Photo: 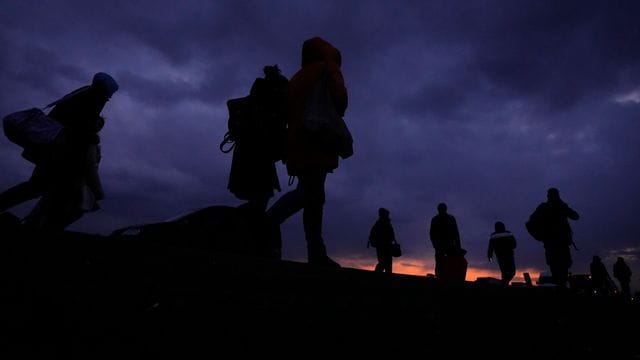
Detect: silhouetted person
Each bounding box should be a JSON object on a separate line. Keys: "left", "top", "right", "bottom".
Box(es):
{"left": 590, "top": 255, "right": 616, "bottom": 295}
{"left": 487, "top": 221, "right": 517, "bottom": 286}
{"left": 429, "top": 202, "right": 462, "bottom": 279}
{"left": 613, "top": 257, "right": 632, "bottom": 300}
{"left": 226, "top": 65, "right": 288, "bottom": 258}
{"left": 0, "top": 72, "right": 118, "bottom": 230}
{"left": 368, "top": 208, "right": 397, "bottom": 273}
{"left": 266, "top": 37, "right": 347, "bottom": 268}
{"left": 529, "top": 188, "right": 579, "bottom": 288}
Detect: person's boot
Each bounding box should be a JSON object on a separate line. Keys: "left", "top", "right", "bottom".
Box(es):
{"left": 307, "top": 242, "right": 340, "bottom": 269}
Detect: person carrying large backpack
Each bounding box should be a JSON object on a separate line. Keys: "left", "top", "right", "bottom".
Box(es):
{"left": 528, "top": 188, "right": 580, "bottom": 288}
{"left": 0, "top": 72, "right": 118, "bottom": 230}
{"left": 265, "top": 37, "right": 349, "bottom": 268}
{"left": 221, "top": 65, "right": 288, "bottom": 258}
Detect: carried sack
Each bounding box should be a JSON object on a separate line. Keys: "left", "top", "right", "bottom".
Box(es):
{"left": 390, "top": 242, "right": 402, "bottom": 257}
{"left": 526, "top": 210, "right": 544, "bottom": 241}
{"left": 3, "top": 108, "right": 64, "bottom": 164}
{"left": 302, "top": 74, "right": 353, "bottom": 159}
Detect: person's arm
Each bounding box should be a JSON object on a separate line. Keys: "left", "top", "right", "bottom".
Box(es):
{"left": 487, "top": 238, "right": 494, "bottom": 260}
{"left": 565, "top": 203, "right": 580, "bottom": 220}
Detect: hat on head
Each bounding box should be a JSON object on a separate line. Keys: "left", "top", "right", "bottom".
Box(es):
{"left": 378, "top": 207, "right": 390, "bottom": 217}
{"left": 92, "top": 72, "right": 119, "bottom": 97}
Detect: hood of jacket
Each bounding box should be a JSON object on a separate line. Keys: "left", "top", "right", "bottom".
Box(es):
{"left": 301, "top": 37, "right": 341, "bottom": 68}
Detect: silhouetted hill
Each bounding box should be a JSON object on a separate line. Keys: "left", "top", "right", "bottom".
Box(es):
{"left": 0, "top": 222, "right": 638, "bottom": 359}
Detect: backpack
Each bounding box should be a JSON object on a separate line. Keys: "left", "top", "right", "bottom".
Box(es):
{"left": 302, "top": 74, "right": 353, "bottom": 159}
{"left": 219, "top": 74, "right": 288, "bottom": 162}
{"left": 2, "top": 107, "right": 65, "bottom": 164}
{"left": 525, "top": 209, "right": 544, "bottom": 241}
{"left": 219, "top": 96, "right": 253, "bottom": 154}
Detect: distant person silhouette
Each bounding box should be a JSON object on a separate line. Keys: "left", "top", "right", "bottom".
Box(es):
{"left": 0, "top": 72, "right": 118, "bottom": 230}
{"left": 265, "top": 37, "right": 347, "bottom": 268}
{"left": 613, "top": 257, "right": 632, "bottom": 300}
{"left": 590, "top": 255, "right": 616, "bottom": 295}
{"left": 429, "top": 202, "right": 464, "bottom": 280}
{"left": 529, "top": 188, "right": 579, "bottom": 288}
{"left": 487, "top": 221, "right": 517, "bottom": 286}
{"left": 368, "top": 208, "right": 397, "bottom": 273}
{"left": 225, "top": 65, "right": 288, "bottom": 258}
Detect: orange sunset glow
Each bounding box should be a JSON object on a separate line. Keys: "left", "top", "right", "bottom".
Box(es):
{"left": 337, "top": 256, "right": 544, "bottom": 284}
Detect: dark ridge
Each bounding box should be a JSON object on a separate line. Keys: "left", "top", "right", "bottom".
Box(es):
{"left": 0, "top": 213, "right": 638, "bottom": 359}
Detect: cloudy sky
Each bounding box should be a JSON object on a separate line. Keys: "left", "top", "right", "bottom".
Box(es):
{"left": 2, "top": 0, "right": 639, "bottom": 289}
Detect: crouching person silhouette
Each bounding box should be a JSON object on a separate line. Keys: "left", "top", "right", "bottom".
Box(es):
{"left": 265, "top": 37, "right": 348, "bottom": 268}
{"left": 1, "top": 72, "right": 118, "bottom": 231}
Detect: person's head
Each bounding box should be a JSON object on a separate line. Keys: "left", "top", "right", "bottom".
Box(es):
{"left": 593, "top": 255, "right": 601, "bottom": 263}
{"left": 263, "top": 64, "right": 281, "bottom": 78}
{"left": 378, "top": 207, "right": 390, "bottom": 219}
{"left": 617, "top": 257, "right": 625, "bottom": 262}
{"left": 547, "top": 187, "right": 560, "bottom": 202}
{"left": 494, "top": 221, "right": 506, "bottom": 232}
{"left": 437, "top": 202, "right": 447, "bottom": 214}
{"left": 301, "top": 36, "right": 342, "bottom": 67}
{"left": 92, "top": 72, "right": 119, "bottom": 99}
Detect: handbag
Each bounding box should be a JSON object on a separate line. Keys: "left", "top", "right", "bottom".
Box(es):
{"left": 390, "top": 242, "right": 402, "bottom": 257}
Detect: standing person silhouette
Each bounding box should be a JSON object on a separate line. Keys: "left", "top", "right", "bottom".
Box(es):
{"left": 613, "top": 257, "right": 632, "bottom": 300}
{"left": 429, "top": 202, "right": 462, "bottom": 279}
{"left": 368, "top": 208, "right": 396, "bottom": 273}
{"left": 487, "top": 221, "right": 517, "bottom": 286}
{"left": 529, "top": 188, "right": 579, "bottom": 288}
{"left": 265, "top": 37, "right": 347, "bottom": 268}
{"left": 225, "top": 65, "right": 288, "bottom": 258}
{"left": 590, "top": 255, "right": 616, "bottom": 295}
{"left": 0, "top": 72, "right": 118, "bottom": 230}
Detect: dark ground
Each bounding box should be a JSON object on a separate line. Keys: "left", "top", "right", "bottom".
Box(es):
{"left": 0, "top": 223, "right": 638, "bottom": 359}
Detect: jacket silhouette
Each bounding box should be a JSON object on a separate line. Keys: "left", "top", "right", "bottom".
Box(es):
{"left": 487, "top": 221, "right": 517, "bottom": 285}
{"left": 266, "top": 37, "right": 348, "bottom": 268}
{"left": 369, "top": 208, "right": 396, "bottom": 273}
{"left": 530, "top": 188, "right": 579, "bottom": 288}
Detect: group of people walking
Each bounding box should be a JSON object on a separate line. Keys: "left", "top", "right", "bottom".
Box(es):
{"left": 367, "top": 188, "right": 633, "bottom": 299}
{"left": 0, "top": 36, "right": 634, "bottom": 297}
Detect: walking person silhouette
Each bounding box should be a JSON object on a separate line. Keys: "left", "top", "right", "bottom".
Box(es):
{"left": 0, "top": 72, "right": 118, "bottom": 230}
{"left": 368, "top": 208, "right": 397, "bottom": 274}
{"left": 487, "top": 221, "right": 517, "bottom": 286}
{"left": 528, "top": 188, "right": 579, "bottom": 288}
{"left": 265, "top": 37, "right": 348, "bottom": 268}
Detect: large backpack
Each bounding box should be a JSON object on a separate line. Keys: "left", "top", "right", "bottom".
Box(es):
{"left": 2, "top": 107, "right": 65, "bottom": 164}
{"left": 219, "top": 68, "right": 288, "bottom": 161}
{"left": 525, "top": 207, "right": 544, "bottom": 241}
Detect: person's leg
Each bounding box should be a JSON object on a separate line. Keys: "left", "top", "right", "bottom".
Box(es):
{"left": 299, "top": 172, "right": 339, "bottom": 268}
{"left": 385, "top": 252, "right": 393, "bottom": 273}
{"left": 498, "top": 254, "right": 516, "bottom": 285}
{"left": 0, "top": 167, "right": 47, "bottom": 213}
{"left": 375, "top": 249, "right": 384, "bottom": 272}
{"left": 266, "top": 186, "right": 304, "bottom": 226}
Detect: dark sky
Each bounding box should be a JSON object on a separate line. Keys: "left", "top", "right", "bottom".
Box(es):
{"left": 2, "top": 0, "right": 639, "bottom": 288}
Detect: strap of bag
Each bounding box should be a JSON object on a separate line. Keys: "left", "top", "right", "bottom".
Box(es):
{"left": 219, "top": 131, "right": 235, "bottom": 153}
